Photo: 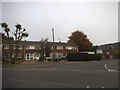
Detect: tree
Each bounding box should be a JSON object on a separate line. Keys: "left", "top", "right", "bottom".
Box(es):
{"left": 92, "top": 45, "right": 98, "bottom": 54}
{"left": 1, "top": 23, "right": 28, "bottom": 64}
{"left": 68, "top": 30, "right": 93, "bottom": 52}
{"left": 1, "top": 23, "right": 10, "bottom": 37}
{"left": 112, "top": 49, "right": 120, "bottom": 59}
{"left": 14, "top": 24, "right": 28, "bottom": 63}
{"left": 1, "top": 23, "right": 14, "bottom": 62}
{"left": 39, "top": 38, "right": 51, "bottom": 61}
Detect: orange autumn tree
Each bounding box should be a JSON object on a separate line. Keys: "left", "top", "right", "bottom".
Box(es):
{"left": 68, "top": 30, "right": 93, "bottom": 52}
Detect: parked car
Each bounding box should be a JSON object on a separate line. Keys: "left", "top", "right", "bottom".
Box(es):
{"left": 45, "top": 57, "right": 53, "bottom": 61}
{"left": 54, "top": 56, "right": 66, "bottom": 61}
{"left": 61, "top": 56, "right": 66, "bottom": 60}
{"left": 54, "top": 55, "right": 61, "bottom": 61}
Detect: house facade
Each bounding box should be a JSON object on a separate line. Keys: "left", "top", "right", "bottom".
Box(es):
{"left": 2, "top": 39, "right": 78, "bottom": 61}
{"left": 97, "top": 42, "right": 120, "bottom": 59}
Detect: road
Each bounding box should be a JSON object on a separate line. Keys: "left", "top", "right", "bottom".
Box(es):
{"left": 2, "top": 59, "right": 119, "bottom": 88}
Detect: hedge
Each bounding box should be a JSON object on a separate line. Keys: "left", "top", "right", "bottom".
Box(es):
{"left": 66, "top": 53, "right": 102, "bottom": 61}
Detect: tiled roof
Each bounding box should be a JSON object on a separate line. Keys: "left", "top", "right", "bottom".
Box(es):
{"left": 97, "top": 42, "right": 120, "bottom": 50}
{"left": 48, "top": 42, "right": 78, "bottom": 47}
{"left": 2, "top": 39, "right": 78, "bottom": 47}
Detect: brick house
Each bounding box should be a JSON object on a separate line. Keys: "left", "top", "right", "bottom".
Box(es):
{"left": 2, "top": 39, "right": 78, "bottom": 61}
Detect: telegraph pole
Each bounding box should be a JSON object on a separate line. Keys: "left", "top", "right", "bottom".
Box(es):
{"left": 52, "top": 28, "right": 55, "bottom": 62}
{"left": 52, "top": 28, "right": 55, "bottom": 43}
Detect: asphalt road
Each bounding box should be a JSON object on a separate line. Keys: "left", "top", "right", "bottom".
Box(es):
{"left": 2, "top": 59, "right": 119, "bottom": 88}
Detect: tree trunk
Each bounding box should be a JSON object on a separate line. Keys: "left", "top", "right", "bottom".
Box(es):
{"left": 14, "top": 41, "right": 19, "bottom": 64}
{"left": 7, "top": 40, "right": 13, "bottom": 63}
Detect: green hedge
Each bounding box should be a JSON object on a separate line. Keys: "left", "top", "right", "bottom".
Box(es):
{"left": 66, "top": 53, "right": 102, "bottom": 61}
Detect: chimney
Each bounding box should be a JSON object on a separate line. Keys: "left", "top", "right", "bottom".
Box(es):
{"left": 59, "top": 41, "right": 61, "bottom": 43}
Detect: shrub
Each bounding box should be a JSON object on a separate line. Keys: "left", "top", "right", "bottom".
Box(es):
{"left": 66, "top": 53, "right": 102, "bottom": 61}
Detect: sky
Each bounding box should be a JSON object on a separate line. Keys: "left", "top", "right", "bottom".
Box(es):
{"left": 0, "top": 1, "right": 118, "bottom": 45}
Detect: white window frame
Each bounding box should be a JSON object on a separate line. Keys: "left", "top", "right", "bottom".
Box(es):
{"left": 57, "top": 46, "right": 63, "bottom": 50}
{"left": 51, "top": 46, "right": 54, "bottom": 50}
{"left": 17, "top": 53, "right": 22, "bottom": 58}
{"left": 26, "top": 46, "right": 30, "bottom": 49}
{"left": 18, "top": 45, "right": 22, "bottom": 49}
{"left": 35, "top": 46, "right": 41, "bottom": 50}
{"left": 4, "top": 45, "right": 9, "bottom": 49}
{"left": 26, "top": 46, "right": 35, "bottom": 49}
{"left": 66, "top": 46, "right": 76, "bottom": 50}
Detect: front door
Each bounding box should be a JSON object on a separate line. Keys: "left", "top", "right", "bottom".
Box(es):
{"left": 26, "top": 53, "right": 30, "bottom": 60}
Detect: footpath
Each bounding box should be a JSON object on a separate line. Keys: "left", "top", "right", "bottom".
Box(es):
{"left": 2, "top": 60, "right": 66, "bottom": 68}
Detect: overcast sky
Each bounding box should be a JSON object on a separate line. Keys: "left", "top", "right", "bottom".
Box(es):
{"left": 0, "top": 1, "right": 118, "bottom": 45}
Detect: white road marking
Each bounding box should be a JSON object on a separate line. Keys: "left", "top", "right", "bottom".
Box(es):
{"left": 48, "top": 68, "right": 56, "bottom": 71}
{"left": 69, "top": 69, "right": 80, "bottom": 71}
{"left": 105, "top": 64, "right": 110, "bottom": 71}
{"left": 59, "top": 69, "right": 67, "bottom": 71}
{"left": 30, "top": 68, "right": 38, "bottom": 70}
{"left": 86, "top": 86, "right": 90, "bottom": 88}
{"left": 104, "top": 64, "right": 118, "bottom": 72}
{"left": 108, "top": 69, "right": 118, "bottom": 72}
{"left": 3, "top": 67, "right": 110, "bottom": 72}
{"left": 22, "top": 68, "right": 29, "bottom": 70}
{"left": 38, "top": 69, "right": 48, "bottom": 71}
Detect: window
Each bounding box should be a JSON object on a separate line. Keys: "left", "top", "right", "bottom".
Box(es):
{"left": 51, "top": 46, "right": 54, "bottom": 50}
{"left": 30, "top": 46, "right": 35, "bottom": 49}
{"left": 13, "top": 45, "right": 16, "bottom": 49}
{"left": 51, "top": 46, "right": 57, "bottom": 50}
{"left": 10, "top": 53, "right": 21, "bottom": 58}
{"left": 57, "top": 46, "right": 63, "bottom": 50}
{"left": 18, "top": 45, "right": 22, "bottom": 49}
{"left": 13, "top": 45, "right": 22, "bottom": 49}
{"left": 34, "top": 53, "right": 39, "bottom": 57}
{"left": 4, "top": 45, "right": 9, "bottom": 49}
{"left": 35, "top": 46, "right": 41, "bottom": 50}
{"left": 26, "top": 46, "right": 35, "bottom": 49}
{"left": 66, "top": 46, "right": 76, "bottom": 50}
{"left": 58, "top": 53, "right": 63, "bottom": 56}
{"left": 72, "top": 47, "right": 76, "bottom": 50}
{"left": 7, "top": 53, "right": 10, "bottom": 57}
{"left": 26, "top": 46, "right": 30, "bottom": 49}
{"left": 97, "top": 50, "right": 103, "bottom": 54}
{"left": 67, "top": 47, "right": 72, "bottom": 50}
{"left": 17, "top": 53, "right": 22, "bottom": 58}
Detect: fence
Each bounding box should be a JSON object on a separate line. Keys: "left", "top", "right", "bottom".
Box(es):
{"left": 66, "top": 53, "right": 102, "bottom": 61}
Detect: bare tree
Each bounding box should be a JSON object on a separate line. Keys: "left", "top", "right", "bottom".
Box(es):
{"left": 1, "top": 23, "right": 10, "bottom": 37}
{"left": 13, "top": 24, "right": 28, "bottom": 63}
{"left": 39, "top": 38, "right": 51, "bottom": 61}
{"left": 1, "top": 23, "right": 13, "bottom": 62}
{"left": 1, "top": 23, "right": 28, "bottom": 64}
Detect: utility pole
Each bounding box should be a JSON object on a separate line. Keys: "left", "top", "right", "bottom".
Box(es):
{"left": 52, "top": 28, "right": 55, "bottom": 43}
{"left": 52, "top": 28, "right": 55, "bottom": 62}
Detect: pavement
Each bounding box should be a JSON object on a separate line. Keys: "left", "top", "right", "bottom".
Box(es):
{"left": 2, "top": 59, "right": 118, "bottom": 72}
{"left": 2, "top": 59, "right": 119, "bottom": 88}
